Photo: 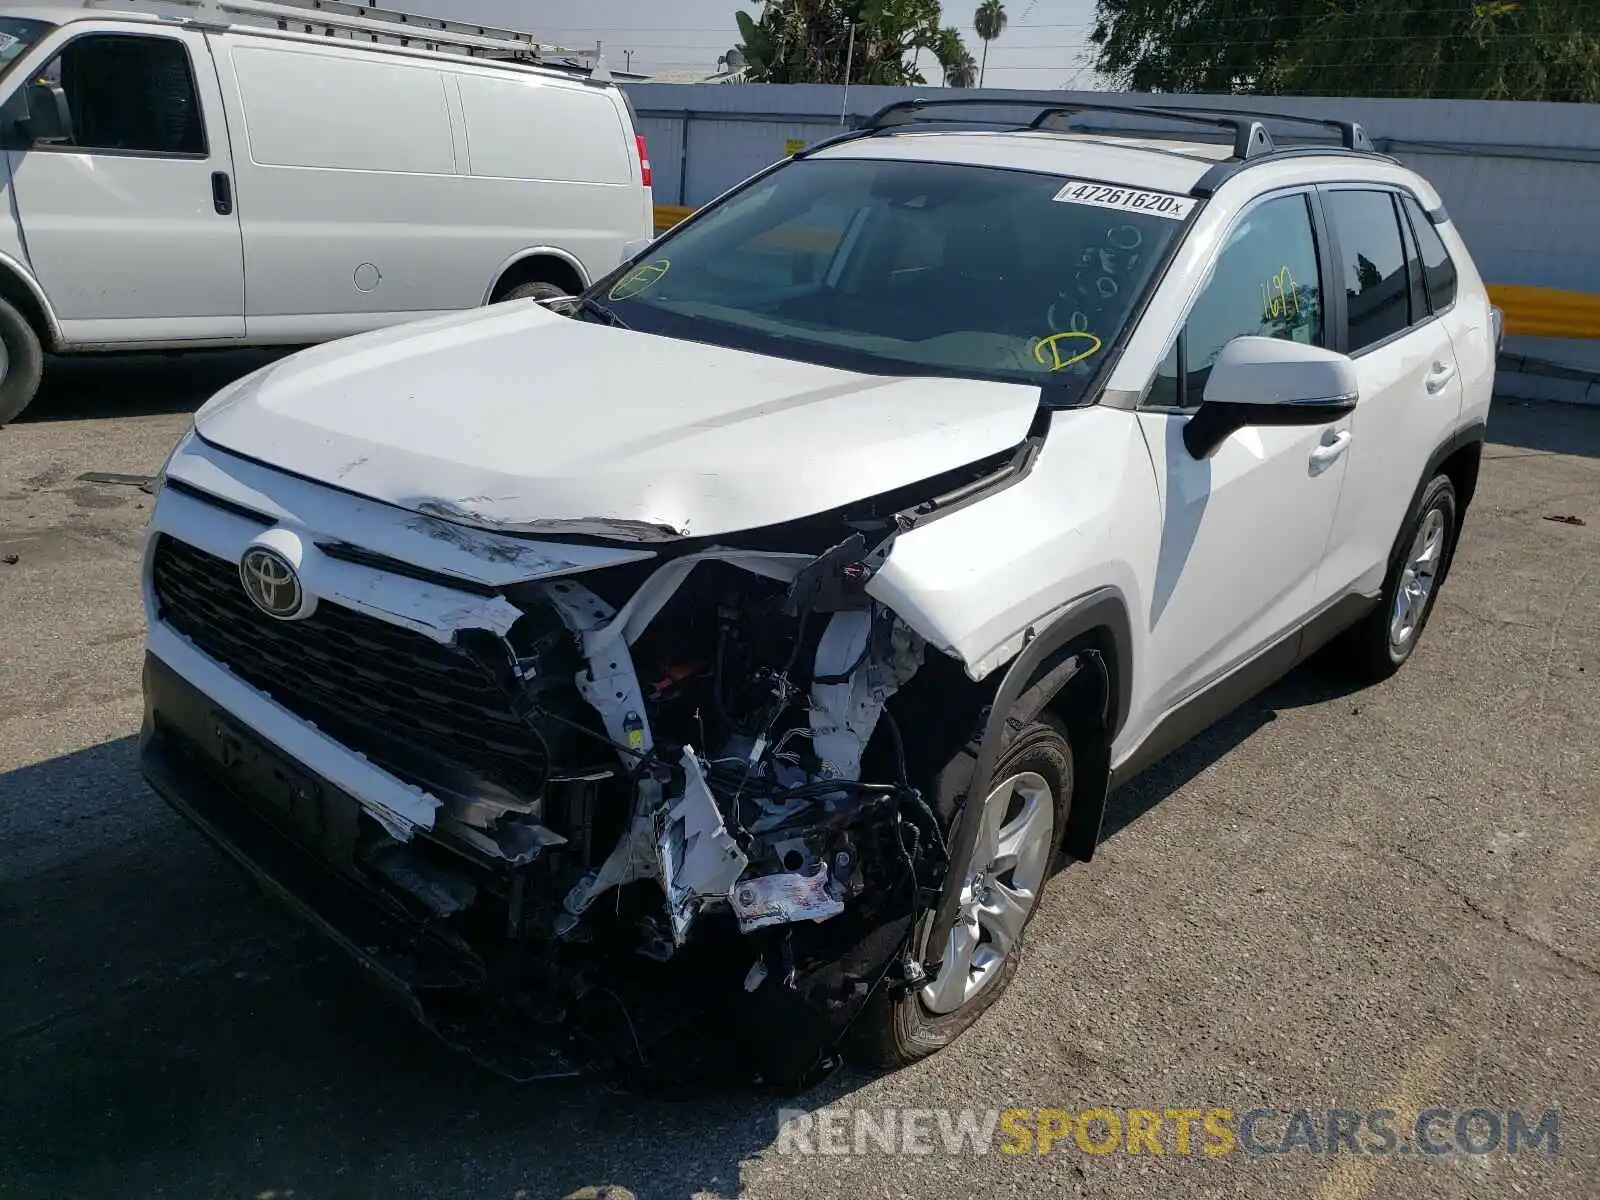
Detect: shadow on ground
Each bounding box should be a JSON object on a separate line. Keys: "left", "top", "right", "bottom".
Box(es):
{"left": 0, "top": 650, "right": 1371, "bottom": 1197}
{"left": 1486, "top": 396, "right": 1600, "bottom": 459}
{"left": 17, "top": 350, "right": 295, "bottom": 423}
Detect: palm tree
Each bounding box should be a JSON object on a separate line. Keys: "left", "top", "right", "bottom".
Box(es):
{"left": 935, "top": 25, "right": 977, "bottom": 86}
{"left": 974, "top": 0, "right": 1007, "bottom": 89}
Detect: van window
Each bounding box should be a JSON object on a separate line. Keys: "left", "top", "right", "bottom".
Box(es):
{"left": 231, "top": 44, "right": 455, "bottom": 175}
{"left": 37, "top": 34, "right": 206, "bottom": 156}
{"left": 455, "top": 74, "right": 630, "bottom": 184}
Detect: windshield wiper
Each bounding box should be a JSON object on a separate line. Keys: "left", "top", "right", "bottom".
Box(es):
{"left": 572, "top": 296, "right": 630, "bottom": 329}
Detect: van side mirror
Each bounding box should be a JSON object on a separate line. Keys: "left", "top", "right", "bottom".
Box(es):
{"left": 21, "top": 81, "right": 72, "bottom": 144}
{"left": 1183, "top": 336, "right": 1358, "bottom": 458}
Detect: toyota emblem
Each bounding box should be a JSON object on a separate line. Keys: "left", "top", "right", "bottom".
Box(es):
{"left": 239, "top": 546, "right": 305, "bottom": 620}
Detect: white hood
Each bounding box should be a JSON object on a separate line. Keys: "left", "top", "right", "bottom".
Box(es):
{"left": 196, "top": 303, "right": 1042, "bottom": 541}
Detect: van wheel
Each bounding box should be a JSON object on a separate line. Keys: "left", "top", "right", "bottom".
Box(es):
{"left": 1335, "top": 473, "right": 1459, "bottom": 682}
{"left": 849, "top": 716, "right": 1072, "bottom": 1070}
{"left": 0, "top": 297, "right": 45, "bottom": 426}
{"left": 499, "top": 281, "right": 571, "bottom": 305}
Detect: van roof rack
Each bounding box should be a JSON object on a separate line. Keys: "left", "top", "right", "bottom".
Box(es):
{"left": 92, "top": 0, "right": 601, "bottom": 68}
{"left": 824, "top": 97, "right": 1379, "bottom": 177}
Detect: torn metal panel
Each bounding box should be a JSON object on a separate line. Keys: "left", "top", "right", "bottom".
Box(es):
{"left": 541, "top": 577, "right": 656, "bottom": 760}
{"left": 654, "top": 750, "right": 749, "bottom": 944}
{"left": 731, "top": 866, "right": 846, "bottom": 933}
{"left": 810, "top": 609, "right": 926, "bottom": 782}
{"left": 413, "top": 501, "right": 690, "bottom": 544}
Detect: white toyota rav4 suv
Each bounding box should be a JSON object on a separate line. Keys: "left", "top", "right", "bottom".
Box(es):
{"left": 139, "top": 99, "right": 1500, "bottom": 1085}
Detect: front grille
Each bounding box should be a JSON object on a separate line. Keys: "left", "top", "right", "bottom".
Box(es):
{"left": 151, "top": 535, "right": 549, "bottom": 799}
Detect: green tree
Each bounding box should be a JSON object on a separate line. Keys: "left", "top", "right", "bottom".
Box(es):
{"left": 937, "top": 24, "right": 979, "bottom": 85}
{"left": 1088, "top": 0, "right": 1600, "bottom": 101}
{"left": 734, "top": 0, "right": 974, "bottom": 85}
{"left": 973, "top": 0, "right": 1007, "bottom": 88}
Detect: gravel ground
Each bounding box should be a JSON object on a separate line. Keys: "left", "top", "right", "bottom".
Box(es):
{"left": 2, "top": 354, "right": 1597, "bottom": 1200}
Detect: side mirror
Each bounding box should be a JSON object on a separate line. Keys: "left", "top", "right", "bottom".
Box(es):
{"left": 21, "top": 81, "right": 71, "bottom": 144}
{"left": 620, "top": 236, "right": 653, "bottom": 265}
{"left": 1183, "top": 336, "right": 1358, "bottom": 459}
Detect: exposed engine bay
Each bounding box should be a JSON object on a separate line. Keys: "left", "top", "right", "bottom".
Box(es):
{"left": 340, "top": 536, "right": 965, "bottom": 1085}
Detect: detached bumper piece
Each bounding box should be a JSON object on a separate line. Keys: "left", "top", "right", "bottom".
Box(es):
{"left": 139, "top": 652, "right": 579, "bottom": 1082}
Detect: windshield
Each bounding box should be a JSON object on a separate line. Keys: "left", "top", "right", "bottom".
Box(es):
{"left": 593, "top": 156, "right": 1191, "bottom": 397}
{"left": 0, "top": 18, "right": 52, "bottom": 71}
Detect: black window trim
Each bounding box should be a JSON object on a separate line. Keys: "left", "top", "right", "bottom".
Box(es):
{"left": 23, "top": 29, "right": 211, "bottom": 162}
{"left": 1394, "top": 189, "right": 1458, "bottom": 322}
{"left": 1316, "top": 181, "right": 1453, "bottom": 360}
{"left": 1137, "top": 182, "right": 1334, "bottom": 413}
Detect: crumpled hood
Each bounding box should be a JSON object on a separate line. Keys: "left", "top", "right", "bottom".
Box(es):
{"left": 196, "top": 302, "right": 1043, "bottom": 540}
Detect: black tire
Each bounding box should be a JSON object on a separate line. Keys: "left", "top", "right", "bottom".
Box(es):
{"left": 498, "top": 280, "right": 572, "bottom": 305}
{"left": 849, "top": 715, "right": 1073, "bottom": 1070}
{"left": 0, "top": 296, "right": 45, "bottom": 426}
{"left": 1334, "top": 473, "right": 1459, "bottom": 682}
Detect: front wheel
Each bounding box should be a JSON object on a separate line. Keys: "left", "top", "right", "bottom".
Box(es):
{"left": 849, "top": 716, "right": 1072, "bottom": 1069}
{"left": 0, "top": 296, "right": 44, "bottom": 426}
{"left": 498, "top": 280, "right": 572, "bottom": 305}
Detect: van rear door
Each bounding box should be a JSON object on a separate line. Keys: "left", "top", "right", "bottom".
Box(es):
{"left": 6, "top": 23, "right": 245, "bottom": 344}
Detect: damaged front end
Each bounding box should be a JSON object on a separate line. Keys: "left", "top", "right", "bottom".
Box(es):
{"left": 143, "top": 415, "right": 1048, "bottom": 1088}
{"left": 376, "top": 534, "right": 952, "bottom": 1084}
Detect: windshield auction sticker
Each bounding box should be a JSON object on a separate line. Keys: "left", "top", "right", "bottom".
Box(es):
{"left": 1053, "top": 181, "right": 1195, "bottom": 220}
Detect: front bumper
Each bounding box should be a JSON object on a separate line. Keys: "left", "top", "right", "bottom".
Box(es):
{"left": 138, "top": 650, "right": 580, "bottom": 1081}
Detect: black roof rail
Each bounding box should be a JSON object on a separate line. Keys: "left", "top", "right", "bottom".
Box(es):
{"left": 855, "top": 96, "right": 1278, "bottom": 160}
{"left": 1154, "top": 104, "right": 1374, "bottom": 152}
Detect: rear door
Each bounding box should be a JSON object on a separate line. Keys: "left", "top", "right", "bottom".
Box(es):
{"left": 7, "top": 25, "right": 244, "bottom": 344}
{"left": 1311, "top": 186, "right": 1464, "bottom": 605}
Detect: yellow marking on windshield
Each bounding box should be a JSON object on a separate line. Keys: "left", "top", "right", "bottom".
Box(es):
{"left": 1032, "top": 330, "right": 1103, "bottom": 371}
{"left": 608, "top": 258, "right": 671, "bottom": 301}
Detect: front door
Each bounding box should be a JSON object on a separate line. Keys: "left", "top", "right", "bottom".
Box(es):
{"left": 7, "top": 27, "right": 244, "bottom": 345}
{"left": 1132, "top": 189, "right": 1351, "bottom": 731}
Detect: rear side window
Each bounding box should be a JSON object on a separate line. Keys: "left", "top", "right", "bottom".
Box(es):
{"left": 1323, "top": 189, "right": 1411, "bottom": 353}
{"left": 1401, "top": 194, "right": 1458, "bottom": 313}
{"left": 38, "top": 34, "right": 206, "bottom": 156}
{"left": 456, "top": 74, "right": 631, "bottom": 184}
{"left": 1147, "top": 191, "right": 1324, "bottom": 408}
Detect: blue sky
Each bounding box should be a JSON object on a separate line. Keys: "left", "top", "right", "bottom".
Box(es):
{"left": 395, "top": 0, "right": 1107, "bottom": 87}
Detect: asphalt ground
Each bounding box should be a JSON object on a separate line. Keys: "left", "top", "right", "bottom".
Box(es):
{"left": 2, "top": 353, "right": 1597, "bottom": 1199}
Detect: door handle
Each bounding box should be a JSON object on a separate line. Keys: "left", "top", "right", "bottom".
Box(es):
{"left": 1309, "top": 428, "right": 1352, "bottom": 475}
{"left": 1424, "top": 360, "right": 1456, "bottom": 394}
{"left": 211, "top": 171, "right": 233, "bottom": 216}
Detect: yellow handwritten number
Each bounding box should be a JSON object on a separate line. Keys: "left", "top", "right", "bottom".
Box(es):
{"left": 1260, "top": 264, "right": 1301, "bottom": 322}
{"left": 1032, "top": 330, "right": 1103, "bottom": 371}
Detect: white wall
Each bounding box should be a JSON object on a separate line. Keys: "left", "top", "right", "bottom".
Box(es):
{"left": 622, "top": 84, "right": 1600, "bottom": 294}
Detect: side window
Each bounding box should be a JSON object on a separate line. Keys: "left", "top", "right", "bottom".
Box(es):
{"left": 1152, "top": 192, "right": 1323, "bottom": 408}
{"left": 39, "top": 35, "right": 206, "bottom": 156}
{"left": 1401, "top": 194, "right": 1459, "bottom": 313}
{"left": 1323, "top": 189, "right": 1410, "bottom": 352}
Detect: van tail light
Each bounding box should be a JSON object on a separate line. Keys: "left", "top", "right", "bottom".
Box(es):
{"left": 635, "top": 134, "right": 652, "bottom": 187}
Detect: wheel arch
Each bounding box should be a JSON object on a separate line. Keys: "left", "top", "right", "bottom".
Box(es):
{"left": 918, "top": 587, "right": 1133, "bottom": 973}
{"left": 1393, "top": 420, "right": 1485, "bottom": 589}
{"left": 0, "top": 252, "right": 60, "bottom": 350}
{"left": 483, "top": 248, "right": 590, "bottom": 304}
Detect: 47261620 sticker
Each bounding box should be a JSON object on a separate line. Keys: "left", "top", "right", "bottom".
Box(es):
{"left": 1052, "top": 181, "right": 1196, "bottom": 221}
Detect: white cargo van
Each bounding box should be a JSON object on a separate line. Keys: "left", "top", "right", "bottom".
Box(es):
{"left": 0, "top": 0, "right": 655, "bottom": 422}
